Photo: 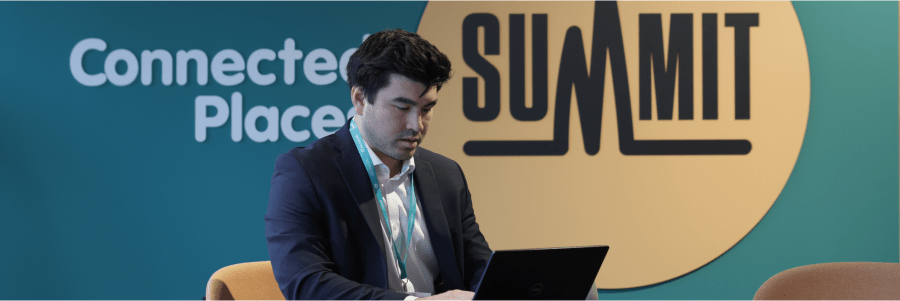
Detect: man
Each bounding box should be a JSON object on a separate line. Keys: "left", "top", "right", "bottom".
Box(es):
{"left": 265, "top": 29, "right": 492, "bottom": 300}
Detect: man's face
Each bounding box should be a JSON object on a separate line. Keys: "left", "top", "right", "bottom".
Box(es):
{"left": 353, "top": 73, "right": 438, "bottom": 164}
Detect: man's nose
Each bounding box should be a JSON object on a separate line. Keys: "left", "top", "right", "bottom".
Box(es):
{"left": 407, "top": 112, "right": 424, "bottom": 132}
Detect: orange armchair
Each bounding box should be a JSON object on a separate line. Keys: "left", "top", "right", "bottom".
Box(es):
{"left": 205, "top": 261, "right": 285, "bottom": 300}
{"left": 754, "top": 262, "right": 900, "bottom": 300}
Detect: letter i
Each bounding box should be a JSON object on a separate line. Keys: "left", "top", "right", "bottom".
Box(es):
{"left": 702, "top": 13, "right": 718, "bottom": 120}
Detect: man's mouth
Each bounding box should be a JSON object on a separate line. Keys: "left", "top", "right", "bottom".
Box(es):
{"left": 399, "top": 137, "right": 420, "bottom": 147}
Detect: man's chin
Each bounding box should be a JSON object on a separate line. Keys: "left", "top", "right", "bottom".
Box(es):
{"left": 390, "top": 148, "right": 416, "bottom": 161}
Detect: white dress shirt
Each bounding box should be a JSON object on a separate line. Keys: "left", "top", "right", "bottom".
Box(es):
{"left": 360, "top": 140, "right": 439, "bottom": 298}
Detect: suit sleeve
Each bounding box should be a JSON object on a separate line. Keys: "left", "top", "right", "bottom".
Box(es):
{"left": 457, "top": 165, "right": 493, "bottom": 291}
{"left": 265, "top": 152, "right": 409, "bottom": 300}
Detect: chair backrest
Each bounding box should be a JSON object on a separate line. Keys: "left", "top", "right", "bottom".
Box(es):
{"left": 754, "top": 262, "right": 900, "bottom": 300}
{"left": 206, "top": 261, "right": 285, "bottom": 300}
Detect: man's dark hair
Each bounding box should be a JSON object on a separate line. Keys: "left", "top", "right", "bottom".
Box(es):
{"left": 346, "top": 28, "right": 452, "bottom": 103}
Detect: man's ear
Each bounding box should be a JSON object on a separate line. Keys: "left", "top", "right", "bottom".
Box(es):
{"left": 351, "top": 86, "right": 367, "bottom": 116}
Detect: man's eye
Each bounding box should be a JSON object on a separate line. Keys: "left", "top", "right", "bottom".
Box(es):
{"left": 423, "top": 107, "right": 433, "bottom": 113}
{"left": 396, "top": 106, "right": 410, "bottom": 111}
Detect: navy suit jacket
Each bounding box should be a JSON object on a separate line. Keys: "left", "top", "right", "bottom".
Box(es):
{"left": 265, "top": 121, "right": 492, "bottom": 300}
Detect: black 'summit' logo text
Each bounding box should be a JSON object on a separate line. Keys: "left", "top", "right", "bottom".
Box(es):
{"left": 461, "top": 2, "right": 757, "bottom": 156}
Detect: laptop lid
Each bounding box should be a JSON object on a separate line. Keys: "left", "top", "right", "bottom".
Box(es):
{"left": 472, "top": 245, "right": 609, "bottom": 300}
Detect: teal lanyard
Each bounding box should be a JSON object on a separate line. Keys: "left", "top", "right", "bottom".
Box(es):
{"left": 349, "top": 120, "right": 418, "bottom": 282}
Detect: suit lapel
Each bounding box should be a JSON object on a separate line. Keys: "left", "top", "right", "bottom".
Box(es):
{"left": 333, "top": 120, "right": 464, "bottom": 291}
{"left": 332, "top": 123, "right": 387, "bottom": 257}
{"left": 414, "top": 156, "right": 465, "bottom": 291}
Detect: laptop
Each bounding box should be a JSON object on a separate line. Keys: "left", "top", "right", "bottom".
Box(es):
{"left": 472, "top": 245, "right": 609, "bottom": 300}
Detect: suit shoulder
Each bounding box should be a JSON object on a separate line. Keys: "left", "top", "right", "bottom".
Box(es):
{"left": 278, "top": 134, "right": 338, "bottom": 165}
{"left": 416, "top": 147, "right": 463, "bottom": 171}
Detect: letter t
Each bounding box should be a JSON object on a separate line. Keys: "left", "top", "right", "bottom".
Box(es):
{"left": 278, "top": 38, "right": 304, "bottom": 85}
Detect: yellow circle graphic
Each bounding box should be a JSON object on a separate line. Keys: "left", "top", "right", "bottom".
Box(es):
{"left": 419, "top": 1, "right": 809, "bottom": 288}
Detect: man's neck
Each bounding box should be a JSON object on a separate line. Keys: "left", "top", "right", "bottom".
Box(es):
{"left": 372, "top": 150, "right": 402, "bottom": 178}
{"left": 354, "top": 117, "right": 403, "bottom": 178}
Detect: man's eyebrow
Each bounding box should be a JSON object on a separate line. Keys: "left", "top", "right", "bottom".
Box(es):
{"left": 392, "top": 97, "right": 438, "bottom": 107}
{"left": 392, "top": 97, "right": 417, "bottom": 106}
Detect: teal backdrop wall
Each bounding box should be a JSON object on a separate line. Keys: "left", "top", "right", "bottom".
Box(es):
{"left": 0, "top": 1, "right": 896, "bottom": 299}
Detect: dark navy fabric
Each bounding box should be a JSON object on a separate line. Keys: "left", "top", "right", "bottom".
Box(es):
{"left": 265, "top": 121, "right": 492, "bottom": 300}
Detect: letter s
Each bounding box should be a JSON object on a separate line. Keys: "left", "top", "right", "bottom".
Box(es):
{"left": 462, "top": 13, "right": 501, "bottom": 121}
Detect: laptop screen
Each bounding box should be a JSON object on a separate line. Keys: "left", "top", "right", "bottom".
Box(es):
{"left": 473, "top": 245, "right": 609, "bottom": 300}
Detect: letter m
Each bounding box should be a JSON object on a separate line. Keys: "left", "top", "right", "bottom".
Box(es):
{"left": 639, "top": 14, "right": 693, "bottom": 120}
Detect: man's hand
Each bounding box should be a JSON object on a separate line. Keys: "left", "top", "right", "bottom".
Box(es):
{"left": 416, "top": 290, "right": 475, "bottom": 300}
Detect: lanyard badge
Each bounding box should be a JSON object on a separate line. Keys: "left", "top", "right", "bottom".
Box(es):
{"left": 350, "top": 120, "right": 419, "bottom": 290}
